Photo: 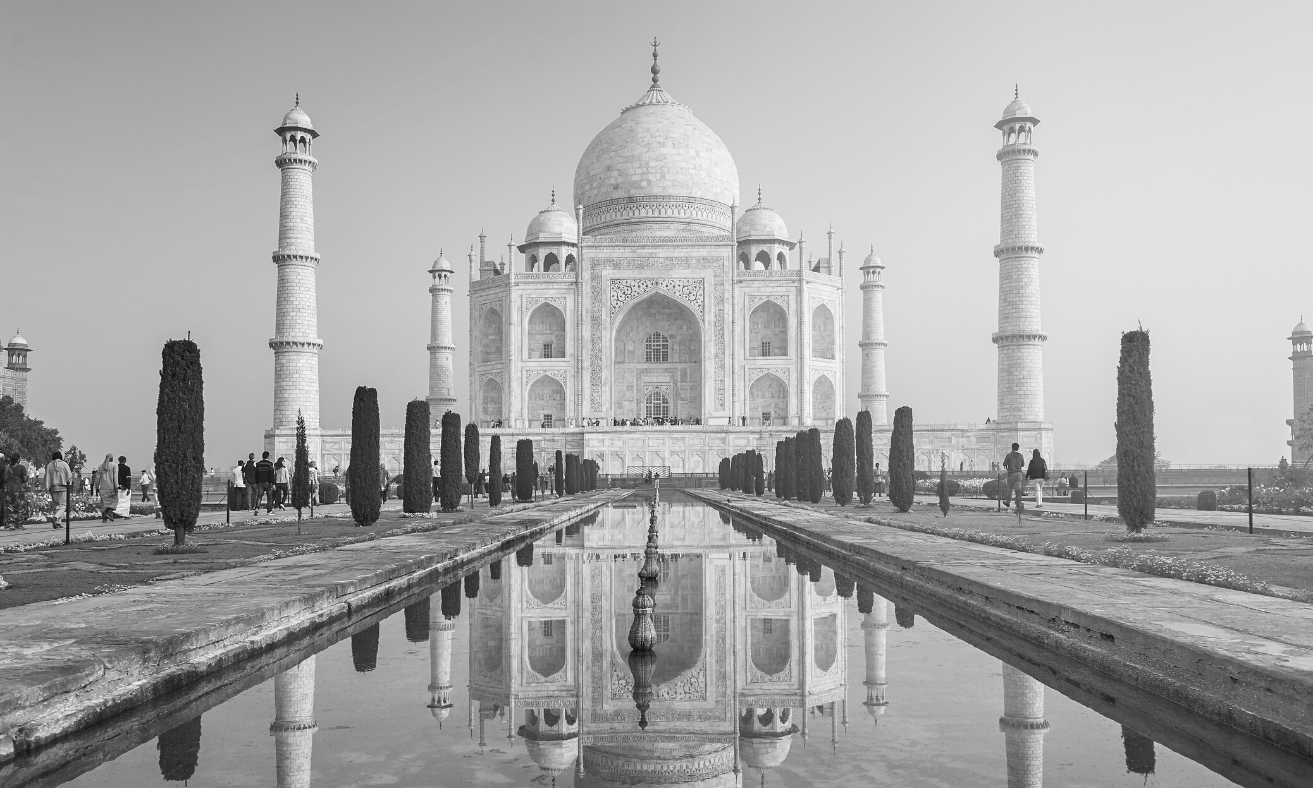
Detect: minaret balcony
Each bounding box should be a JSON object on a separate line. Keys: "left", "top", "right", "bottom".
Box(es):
{"left": 993, "top": 243, "right": 1044, "bottom": 259}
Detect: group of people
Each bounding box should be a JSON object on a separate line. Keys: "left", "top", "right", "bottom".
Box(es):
{"left": 610, "top": 416, "right": 702, "bottom": 427}
{"left": 0, "top": 451, "right": 149, "bottom": 530}
{"left": 232, "top": 452, "right": 320, "bottom": 514}
{"left": 1001, "top": 443, "right": 1049, "bottom": 512}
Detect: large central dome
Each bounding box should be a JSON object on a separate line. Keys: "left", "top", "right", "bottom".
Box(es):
{"left": 573, "top": 61, "right": 738, "bottom": 233}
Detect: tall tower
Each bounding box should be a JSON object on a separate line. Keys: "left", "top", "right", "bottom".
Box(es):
{"left": 428, "top": 251, "right": 457, "bottom": 422}
{"left": 428, "top": 593, "right": 455, "bottom": 723}
{"left": 270, "top": 656, "right": 317, "bottom": 788}
{"left": 992, "top": 90, "right": 1046, "bottom": 425}
{"left": 858, "top": 249, "right": 889, "bottom": 424}
{"left": 3, "top": 330, "right": 32, "bottom": 409}
{"left": 998, "top": 662, "right": 1049, "bottom": 788}
{"left": 270, "top": 98, "right": 323, "bottom": 436}
{"left": 1288, "top": 318, "right": 1313, "bottom": 462}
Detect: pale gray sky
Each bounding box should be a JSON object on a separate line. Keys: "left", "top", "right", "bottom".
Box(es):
{"left": 2, "top": 1, "right": 1308, "bottom": 470}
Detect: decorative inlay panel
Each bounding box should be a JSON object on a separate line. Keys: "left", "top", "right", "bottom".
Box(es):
{"left": 747, "top": 367, "right": 790, "bottom": 386}
{"left": 747, "top": 293, "right": 790, "bottom": 314}
{"left": 810, "top": 369, "right": 834, "bottom": 387}
{"left": 524, "top": 296, "right": 567, "bottom": 315}
{"left": 747, "top": 662, "right": 792, "bottom": 683}
{"left": 810, "top": 296, "right": 837, "bottom": 318}
{"left": 609, "top": 278, "right": 704, "bottom": 318}
{"left": 737, "top": 270, "right": 801, "bottom": 279}
{"left": 610, "top": 659, "right": 707, "bottom": 701}
{"left": 526, "top": 369, "right": 568, "bottom": 390}
{"left": 477, "top": 371, "right": 503, "bottom": 390}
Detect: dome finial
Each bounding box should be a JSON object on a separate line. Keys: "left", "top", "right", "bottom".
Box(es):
{"left": 295, "top": 92, "right": 300, "bottom": 108}
{"left": 551, "top": 187, "right": 556, "bottom": 205}
{"left": 650, "top": 37, "right": 661, "bottom": 86}
{"left": 757, "top": 184, "right": 762, "bottom": 203}
{"left": 1014, "top": 83, "right": 1019, "bottom": 100}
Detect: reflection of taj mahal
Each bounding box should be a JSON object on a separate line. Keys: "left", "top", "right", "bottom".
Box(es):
{"left": 263, "top": 45, "right": 1056, "bottom": 473}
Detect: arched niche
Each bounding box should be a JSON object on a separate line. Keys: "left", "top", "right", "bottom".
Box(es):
{"left": 813, "top": 568, "right": 835, "bottom": 598}
{"left": 811, "top": 305, "right": 835, "bottom": 360}
{"left": 527, "top": 253, "right": 539, "bottom": 272}
{"left": 527, "top": 375, "right": 566, "bottom": 426}
{"left": 748, "top": 373, "right": 788, "bottom": 426}
{"left": 748, "top": 301, "right": 788, "bottom": 358}
{"left": 612, "top": 556, "right": 703, "bottom": 685}
{"left": 475, "top": 612, "right": 504, "bottom": 679}
{"left": 528, "top": 303, "right": 566, "bottom": 359}
{"left": 564, "top": 253, "right": 576, "bottom": 270}
{"left": 543, "top": 252, "right": 560, "bottom": 272}
{"left": 749, "top": 555, "right": 790, "bottom": 603}
{"left": 776, "top": 251, "right": 788, "bottom": 269}
{"left": 754, "top": 250, "right": 772, "bottom": 270}
{"left": 813, "top": 613, "right": 838, "bottom": 672}
{"left": 750, "top": 618, "right": 791, "bottom": 677}
{"left": 527, "top": 618, "right": 567, "bottom": 678}
{"left": 612, "top": 292, "right": 702, "bottom": 421}
{"left": 481, "top": 378, "right": 503, "bottom": 421}
{"left": 738, "top": 251, "right": 750, "bottom": 270}
{"left": 812, "top": 375, "right": 836, "bottom": 424}
{"left": 480, "top": 309, "right": 503, "bottom": 362}
{"left": 528, "top": 555, "right": 567, "bottom": 606}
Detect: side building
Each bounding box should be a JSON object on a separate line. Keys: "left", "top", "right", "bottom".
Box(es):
{"left": 1, "top": 331, "right": 32, "bottom": 410}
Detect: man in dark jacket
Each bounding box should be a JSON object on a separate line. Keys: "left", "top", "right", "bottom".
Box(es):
{"left": 253, "top": 452, "right": 276, "bottom": 514}
{"left": 117, "top": 456, "right": 132, "bottom": 491}
{"left": 242, "top": 453, "right": 258, "bottom": 512}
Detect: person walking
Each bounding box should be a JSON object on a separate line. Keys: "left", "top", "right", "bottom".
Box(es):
{"left": 874, "top": 463, "right": 886, "bottom": 497}
{"left": 475, "top": 469, "right": 486, "bottom": 500}
{"left": 233, "top": 460, "right": 247, "bottom": 510}
{"left": 2, "top": 452, "right": 30, "bottom": 529}
{"left": 253, "top": 452, "right": 276, "bottom": 514}
{"left": 242, "top": 453, "right": 258, "bottom": 511}
{"left": 1026, "top": 449, "right": 1049, "bottom": 508}
{"left": 378, "top": 463, "right": 389, "bottom": 502}
{"left": 1002, "top": 443, "right": 1026, "bottom": 514}
{"left": 115, "top": 456, "right": 133, "bottom": 518}
{"left": 139, "top": 467, "right": 153, "bottom": 502}
{"left": 274, "top": 457, "right": 290, "bottom": 510}
{"left": 308, "top": 461, "right": 320, "bottom": 506}
{"left": 432, "top": 460, "right": 441, "bottom": 503}
{"left": 44, "top": 450, "right": 72, "bottom": 529}
{"left": 94, "top": 453, "right": 119, "bottom": 522}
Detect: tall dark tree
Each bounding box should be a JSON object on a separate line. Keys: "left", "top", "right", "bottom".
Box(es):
{"left": 894, "top": 604, "right": 916, "bottom": 629}
{"left": 157, "top": 715, "right": 202, "bottom": 782}
{"left": 832, "top": 418, "right": 855, "bottom": 506}
{"left": 806, "top": 428, "right": 824, "bottom": 504}
{"left": 403, "top": 597, "right": 430, "bottom": 642}
{"left": 464, "top": 571, "right": 480, "bottom": 598}
{"left": 348, "top": 386, "right": 381, "bottom": 526}
{"left": 463, "top": 423, "right": 481, "bottom": 505}
{"left": 888, "top": 406, "right": 915, "bottom": 513}
{"left": 439, "top": 411, "right": 463, "bottom": 512}
{"left": 1121, "top": 726, "right": 1156, "bottom": 776}
{"left": 780, "top": 438, "right": 795, "bottom": 500}
{"left": 554, "top": 450, "right": 565, "bottom": 497}
{"left": 488, "top": 436, "right": 503, "bottom": 506}
{"left": 292, "top": 411, "right": 311, "bottom": 517}
{"left": 718, "top": 457, "right": 730, "bottom": 489}
{"left": 515, "top": 541, "right": 535, "bottom": 567}
{"left": 855, "top": 410, "right": 874, "bottom": 506}
{"left": 351, "top": 623, "right": 380, "bottom": 672}
{"left": 155, "top": 339, "right": 204, "bottom": 545}
{"left": 565, "top": 453, "right": 578, "bottom": 495}
{"left": 403, "top": 400, "right": 432, "bottom": 514}
{"left": 1117, "top": 329, "right": 1156, "bottom": 533}
{"left": 440, "top": 581, "right": 462, "bottom": 619}
{"left": 938, "top": 466, "right": 951, "bottom": 517}
{"left": 857, "top": 585, "right": 874, "bottom": 615}
{"left": 753, "top": 451, "right": 765, "bottom": 496}
{"left": 515, "top": 439, "right": 534, "bottom": 501}
{"left": 774, "top": 441, "right": 785, "bottom": 499}
{"left": 793, "top": 430, "right": 810, "bottom": 502}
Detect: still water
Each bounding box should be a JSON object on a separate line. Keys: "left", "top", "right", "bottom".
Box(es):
{"left": 52, "top": 493, "right": 1238, "bottom": 787}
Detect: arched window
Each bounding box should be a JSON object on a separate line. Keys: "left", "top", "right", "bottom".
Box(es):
{"left": 544, "top": 252, "right": 559, "bottom": 272}
{"left": 564, "top": 253, "right": 576, "bottom": 270}
{"left": 645, "top": 391, "right": 670, "bottom": 419}
{"left": 776, "top": 251, "right": 787, "bottom": 269}
{"left": 528, "top": 254, "right": 538, "bottom": 272}
{"left": 645, "top": 332, "right": 670, "bottom": 363}
{"left": 738, "top": 251, "right": 750, "bottom": 270}
{"left": 754, "top": 250, "right": 772, "bottom": 270}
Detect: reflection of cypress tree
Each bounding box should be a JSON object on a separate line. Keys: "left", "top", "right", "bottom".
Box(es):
{"left": 515, "top": 542, "right": 534, "bottom": 567}
{"left": 464, "top": 571, "right": 480, "bottom": 598}
{"left": 403, "top": 598, "right": 430, "bottom": 643}
{"left": 808, "top": 562, "right": 822, "bottom": 583}
{"left": 351, "top": 623, "right": 380, "bottom": 672}
{"left": 440, "top": 581, "right": 462, "bottom": 619}
{"left": 157, "top": 714, "right": 202, "bottom": 782}
{"left": 857, "top": 586, "right": 874, "bottom": 615}
{"left": 488, "top": 557, "right": 502, "bottom": 581}
{"left": 834, "top": 573, "right": 855, "bottom": 598}
{"left": 1121, "top": 726, "right": 1156, "bottom": 776}
{"left": 894, "top": 604, "right": 915, "bottom": 629}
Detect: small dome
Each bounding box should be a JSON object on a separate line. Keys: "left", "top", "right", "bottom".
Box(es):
{"left": 736, "top": 194, "right": 789, "bottom": 242}
{"left": 276, "top": 97, "right": 318, "bottom": 137}
{"left": 430, "top": 705, "right": 451, "bottom": 721}
{"left": 1293, "top": 319, "right": 1312, "bottom": 337}
{"left": 429, "top": 251, "right": 453, "bottom": 273}
{"left": 6, "top": 331, "right": 28, "bottom": 348}
{"left": 525, "top": 197, "right": 579, "bottom": 244}
{"left": 739, "top": 735, "right": 794, "bottom": 770}
{"left": 1001, "top": 97, "right": 1032, "bottom": 120}
{"left": 525, "top": 739, "right": 575, "bottom": 775}
{"left": 862, "top": 246, "right": 881, "bottom": 267}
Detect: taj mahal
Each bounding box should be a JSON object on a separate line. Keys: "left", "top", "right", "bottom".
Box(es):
{"left": 263, "top": 44, "right": 1055, "bottom": 475}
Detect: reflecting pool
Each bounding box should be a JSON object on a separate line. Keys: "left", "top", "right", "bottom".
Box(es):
{"left": 41, "top": 493, "right": 1248, "bottom": 786}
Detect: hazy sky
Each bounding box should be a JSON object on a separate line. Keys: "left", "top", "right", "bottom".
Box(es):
{"left": 2, "top": 2, "right": 1309, "bottom": 470}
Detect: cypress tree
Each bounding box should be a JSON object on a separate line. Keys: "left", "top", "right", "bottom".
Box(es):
{"left": 718, "top": 457, "right": 730, "bottom": 489}
{"left": 1117, "top": 329, "right": 1156, "bottom": 533}
{"left": 403, "top": 400, "right": 432, "bottom": 514}
{"left": 515, "top": 541, "right": 534, "bottom": 567}
{"left": 806, "top": 428, "right": 824, "bottom": 504}
{"left": 440, "top": 581, "right": 462, "bottom": 619}
{"left": 515, "top": 439, "right": 534, "bottom": 501}
{"left": 728, "top": 454, "right": 738, "bottom": 492}
{"left": 157, "top": 715, "right": 202, "bottom": 783}
{"left": 292, "top": 411, "right": 311, "bottom": 517}
{"left": 464, "top": 423, "right": 480, "bottom": 505}
{"left": 488, "top": 436, "right": 503, "bottom": 506}
{"left": 894, "top": 604, "right": 916, "bottom": 629}
{"left": 554, "top": 450, "right": 565, "bottom": 497}
{"left": 348, "top": 386, "right": 381, "bottom": 526}
{"left": 938, "top": 466, "right": 951, "bottom": 517}
{"left": 754, "top": 451, "right": 765, "bottom": 496}
{"left": 793, "top": 431, "right": 809, "bottom": 502}
{"left": 155, "top": 339, "right": 204, "bottom": 545}
{"left": 439, "top": 411, "right": 463, "bottom": 512}
{"left": 351, "top": 623, "right": 380, "bottom": 672}
{"left": 565, "top": 453, "right": 578, "bottom": 495}
{"left": 834, "top": 573, "right": 855, "bottom": 598}
{"left": 1121, "top": 726, "right": 1156, "bottom": 776}
{"left": 464, "top": 571, "right": 480, "bottom": 598}
{"left": 888, "top": 406, "right": 915, "bottom": 513}
{"left": 571, "top": 454, "right": 582, "bottom": 493}
{"left": 780, "top": 437, "right": 794, "bottom": 500}
{"left": 855, "top": 410, "right": 874, "bottom": 506}
{"left": 403, "top": 597, "right": 430, "bottom": 642}
{"left": 857, "top": 585, "right": 874, "bottom": 615}
{"left": 774, "top": 441, "right": 785, "bottom": 499}
{"left": 832, "top": 418, "right": 855, "bottom": 506}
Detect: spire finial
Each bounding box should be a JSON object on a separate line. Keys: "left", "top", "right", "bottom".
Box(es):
{"left": 757, "top": 184, "right": 762, "bottom": 203}
{"left": 650, "top": 37, "right": 661, "bottom": 87}
{"left": 295, "top": 92, "right": 300, "bottom": 108}
{"left": 1014, "top": 83, "right": 1019, "bottom": 100}
{"left": 551, "top": 187, "right": 556, "bottom": 205}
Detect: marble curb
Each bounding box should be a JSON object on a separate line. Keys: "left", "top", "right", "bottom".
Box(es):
{"left": 0, "top": 491, "right": 630, "bottom": 761}
{"left": 689, "top": 491, "right": 1313, "bottom": 769}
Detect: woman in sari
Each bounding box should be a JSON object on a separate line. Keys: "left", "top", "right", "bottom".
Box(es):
{"left": 95, "top": 454, "right": 119, "bottom": 522}
{"left": 2, "top": 452, "right": 30, "bottom": 530}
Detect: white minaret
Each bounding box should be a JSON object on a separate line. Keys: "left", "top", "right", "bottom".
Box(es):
{"left": 427, "top": 251, "right": 456, "bottom": 423}
{"left": 428, "top": 594, "right": 455, "bottom": 724}
{"left": 271, "top": 97, "right": 323, "bottom": 436}
{"left": 998, "top": 662, "right": 1049, "bottom": 788}
{"left": 858, "top": 248, "right": 889, "bottom": 425}
{"left": 1288, "top": 318, "right": 1313, "bottom": 462}
{"left": 861, "top": 594, "right": 889, "bottom": 719}
{"left": 993, "top": 89, "right": 1046, "bottom": 424}
{"left": 270, "top": 656, "right": 317, "bottom": 788}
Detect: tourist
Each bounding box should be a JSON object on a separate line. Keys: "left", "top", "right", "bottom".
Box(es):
{"left": 308, "top": 461, "right": 320, "bottom": 505}
{"left": 115, "top": 456, "right": 133, "bottom": 518}
{"left": 45, "top": 450, "right": 72, "bottom": 529}
{"left": 1026, "top": 449, "right": 1049, "bottom": 508}
{"left": 242, "top": 453, "right": 258, "bottom": 510}
{"left": 378, "top": 463, "right": 389, "bottom": 502}
{"left": 94, "top": 453, "right": 118, "bottom": 522}
{"left": 1, "top": 452, "right": 27, "bottom": 529}
{"left": 274, "top": 457, "right": 290, "bottom": 509}
{"left": 475, "top": 468, "right": 486, "bottom": 500}
{"left": 139, "top": 466, "right": 153, "bottom": 502}
{"left": 432, "top": 460, "right": 441, "bottom": 502}
{"left": 253, "top": 451, "right": 276, "bottom": 514}
{"left": 233, "top": 460, "right": 247, "bottom": 510}
{"left": 1002, "top": 443, "right": 1026, "bottom": 513}
{"left": 874, "top": 463, "right": 885, "bottom": 497}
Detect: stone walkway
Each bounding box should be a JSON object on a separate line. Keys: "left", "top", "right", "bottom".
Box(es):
{"left": 938, "top": 494, "right": 1313, "bottom": 534}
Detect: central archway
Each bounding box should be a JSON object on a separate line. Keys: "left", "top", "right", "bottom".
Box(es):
{"left": 612, "top": 292, "right": 702, "bottom": 420}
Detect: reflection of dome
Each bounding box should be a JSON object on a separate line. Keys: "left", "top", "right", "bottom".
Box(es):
{"left": 525, "top": 738, "right": 576, "bottom": 775}
{"left": 525, "top": 196, "right": 579, "bottom": 243}
{"left": 740, "top": 735, "right": 794, "bottom": 770}
{"left": 583, "top": 740, "right": 737, "bottom": 788}
{"left": 429, "top": 705, "right": 451, "bottom": 721}
{"left": 736, "top": 195, "right": 789, "bottom": 242}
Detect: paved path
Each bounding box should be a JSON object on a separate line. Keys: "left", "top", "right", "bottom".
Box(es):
{"left": 935, "top": 494, "right": 1313, "bottom": 534}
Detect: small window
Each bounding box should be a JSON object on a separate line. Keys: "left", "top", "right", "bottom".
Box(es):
{"left": 761, "top": 341, "right": 771, "bottom": 357}
{"left": 543, "top": 413, "right": 554, "bottom": 428}
{"left": 653, "top": 613, "right": 670, "bottom": 644}
{"left": 543, "top": 553, "right": 554, "bottom": 565}
{"left": 542, "top": 621, "right": 553, "bottom": 636}
{"left": 645, "top": 332, "right": 670, "bottom": 363}
{"left": 645, "top": 391, "right": 670, "bottom": 419}
{"left": 762, "top": 619, "right": 774, "bottom": 634}
{"left": 761, "top": 411, "right": 772, "bottom": 425}
{"left": 542, "top": 342, "right": 554, "bottom": 358}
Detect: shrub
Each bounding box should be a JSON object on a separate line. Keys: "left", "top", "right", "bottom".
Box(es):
{"left": 888, "top": 406, "right": 915, "bottom": 512}
{"left": 832, "top": 418, "right": 854, "bottom": 506}
{"left": 488, "top": 436, "right": 503, "bottom": 506}
{"left": 464, "top": 423, "right": 480, "bottom": 493}
{"left": 155, "top": 339, "right": 205, "bottom": 545}
{"left": 157, "top": 715, "right": 202, "bottom": 783}
{"left": 403, "top": 400, "right": 432, "bottom": 514}
{"left": 348, "top": 387, "right": 381, "bottom": 527}
{"left": 318, "top": 481, "right": 340, "bottom": 505}
{"left": 515, "top": 439, "right": 534, "bottom": 501}
{"left": 292, "top": 412, "right": 311, "bottom": 516}
{"left": 855, "top": 410, "right": 874, "bottom": 505}
{"left": 1117, "top": 329, "right": 1156, "bottom": 532}
{"left": 1071, "top": 490, "right": 1087, "bottom": 504}
{"left": 1196, "top": 489, "right": 1217, "bottom": 511}
{"left": 894, "top": 605, "right": 916, "bottom": 629}
{"left": 440, "top": 411, "right": 462, "bottom": 512}
{"left": 1122, "top": 727, "right": 1156, "bottom": 777}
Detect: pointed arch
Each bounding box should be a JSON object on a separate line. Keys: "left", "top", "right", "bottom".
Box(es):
{"left": 480, "top": 308, "right": 503, "bottom": 362}
{"left": 811, "top": 374, "right": 836, "bottom": 424}
{"left": 811, "top": 304, "right": 835, "bottom": 359}
{"left": 543, "top": 252, "right": 560, "bottom": 272}
{"left": 750, "top": 618, "right": 791, "bottom": 677}
{"left": 480, "top": 378, "right": 503, "bottom": 421}
{"left": 527, "top": 374, "right": 566, "bottom": 426}
{"left": 754, "top": 250, "right": 772, "bottom": 270}
{"left": 748, "top": 301, "right": 788, "bottom": 357}
{"left": 738, "top": 251, "right": 750, "bottom": 270}
{"left": 748, "top": 372, "right": 788, "bottom": 426}
{"left": 564, "top": 253, "right": 576, "bottom": 270}
{"left": 776, "top": 251, "right": 787, "bottom": 269}
{"left": 527, "top": 303, "right": 566, "bottom": 359}
{"left": 527, "top": 253, "right": 539, "bottom": 272}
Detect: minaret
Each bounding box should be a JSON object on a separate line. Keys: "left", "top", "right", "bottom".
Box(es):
{"left": 1289, "top": 318, "right": 1313, "bottom": 462}
{"left": 998, "top": 663, "right": 1049, "bottom": 788}
{"left": 428, "top": 250, "right": 457, "bottom": 421}
{"left": 861, "top": 593, "right": 889, "bottom": 719}
{"left": 858, "top": 249, "right": 889, "bottom": 425}
{"left": 992, "top": 88, "right": 1047, "bottom": 424}
{"left": 270, "top": 656, "right": 317, "bottom": 788}
{"left": 270, "top": 97, "right": 323, "bottom": 436}
{"left": 428, "top": 596, "right": 455, "bottom": 725}
{"left": 3, "top": 330, "right": 32, "bottom": 409}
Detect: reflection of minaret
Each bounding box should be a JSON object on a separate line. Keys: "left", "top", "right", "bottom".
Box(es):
{"left": 998, "top": 663, "right": 1049, "bottom": 788}
{"left": 428, "top": 594, "right": 455, "bottom": 726}
{"left": 861, "top": 595, "right": 889, "bottom": 720}
{"left": 270, "top": 657, "right": 317, "bottom": 788}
